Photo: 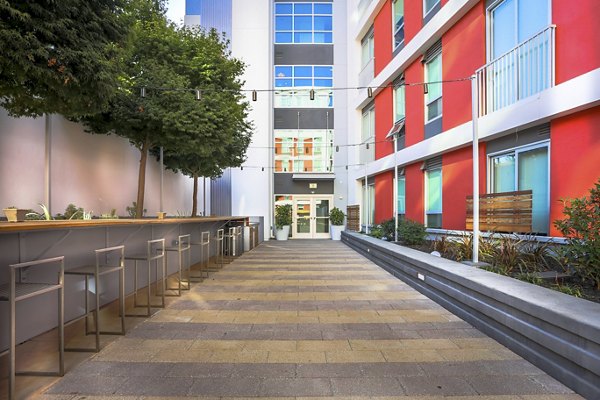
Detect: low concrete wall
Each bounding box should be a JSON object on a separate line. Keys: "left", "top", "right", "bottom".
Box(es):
{"left": 342, "top": 231, "right": 600, "bottom": 399}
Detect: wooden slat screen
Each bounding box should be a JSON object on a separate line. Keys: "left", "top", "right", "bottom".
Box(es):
{"left": 466, "top": 190, "right": 533, "bottom": 233}
{"left": 347, "top": 205, "right": 360, "bottom": 232}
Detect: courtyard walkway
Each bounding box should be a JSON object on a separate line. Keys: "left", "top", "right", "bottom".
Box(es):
{"left": 43, "top": 240, "right": 580, "bottom": 399}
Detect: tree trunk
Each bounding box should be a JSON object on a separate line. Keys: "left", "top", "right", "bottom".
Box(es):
{"left": 136, "top": 139, "right": 150, "bottom": 219}
{"left": 192, "top": 174, "right": 198, "bottom": 217}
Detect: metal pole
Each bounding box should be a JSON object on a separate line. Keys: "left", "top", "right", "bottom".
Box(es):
{"left": 45, "top": 114, "right": 52, "bottom": 212}
{"left": 159, "top": 146, "right": 164, "bottom": 212}
{"left": 393, "top": 135, "right": 398, "bottom": 242}
{"left": 203, "top": 177, "right": 206, "bottom": 216}
{"left": 471, "top": 75, "right": 480, "bottom": 264}
{"left": 365, "top": 161, "right": 369, "bottom": 234}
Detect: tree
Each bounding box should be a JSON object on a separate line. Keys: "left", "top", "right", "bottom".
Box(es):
{"left": 0, "top": 0, "right": 131, "bottom": 117}
{"left": 156, "top": 27, "right": 252, "bottom": 216}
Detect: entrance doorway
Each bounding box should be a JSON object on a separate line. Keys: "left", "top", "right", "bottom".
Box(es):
{"left": 292, "top": 196, "right": 332, "bottom": 239}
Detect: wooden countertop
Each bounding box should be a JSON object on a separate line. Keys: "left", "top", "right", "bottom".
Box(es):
{"left": 0, "top": 216, "right": 248, "bottom": 233}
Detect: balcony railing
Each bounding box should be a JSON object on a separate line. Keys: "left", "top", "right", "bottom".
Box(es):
{"left": 359, "top": 57, "right": 375, "bottom": 88}
{"left": 476, "top": 25, "right": 556, "bottom": 117}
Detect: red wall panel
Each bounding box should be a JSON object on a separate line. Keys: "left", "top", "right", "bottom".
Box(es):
{"left": 405, "top": 61, "right": 424, "bottom": 146}
{"left": 375, "top": 87, "right": 394, "bottom": 159}
{"left": 404, "top": 0, "right": 422, "bottom": 44}
{"left": 442, "top": 2, "right": 485, "bottom": 132}
{"left": 441, "top": 144, "right": 487, "bottom": 230}
{"left": 554, "top": 0, "right": 600, "bottom": 84}
{"left": 373, "top": 1, "right": 393, "bottom": 75}
{"left": 549, "top": 106, "right": 600, "bottom": 236}
{"left": 374, "top": 171, "right": 394, "bottom": 223}
{"left": 405, "top": 162, "right": 424, "bottom": 223}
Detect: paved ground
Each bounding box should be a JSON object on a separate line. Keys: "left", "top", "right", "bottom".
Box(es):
{"left": 41, "top": 240, "right": 581, "bottom": 399}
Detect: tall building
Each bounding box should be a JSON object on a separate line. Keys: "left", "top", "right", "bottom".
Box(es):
{"left": 187, "top": 0, "right": 600, "bottom": 239}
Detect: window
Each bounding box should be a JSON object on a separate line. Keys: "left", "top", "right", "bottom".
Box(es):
{"left": 274, "top": 65, "right": 333, "bottom": 108}
{"left": 489, "top": 142, "right": 549, "bottom": 234}
{"left": 392, "top": 0, "right": 404, "bottom": 49}
{"left": 362, "top": 182, "right": 375, "bottom": 228}
{"left": 397, "top": 173, "right": 406, "bottom": 221}
{"left": 424, "top": 51, "right": 442, "bottom": 122}
{"left": 274, "top": 129, "right": 333, "bottom": 173}
{"left": 393, "top": 79, "right": 405, "bottom": 123}
{"left": 275, "top": 2, "right": 333, "bottom": 44}
{"left": 361, "top": 29, "right": 374, "bottom": 69}
{"left": 424, "top": 0, "right": 441, "bottom": 16}
{"left": 425, "top": 167, "right": 442, "bottom": 228}
{"left": 361, "top": 105, "right": 375, "bottom": 163}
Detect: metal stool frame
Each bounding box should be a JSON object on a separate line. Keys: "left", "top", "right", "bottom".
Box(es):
{"left": 215, "top": 228, "right": 225, "bottom": 269}
{"left": 0, "top": 256, "right": 65, "bottom": 400}
{"left": 125, "top": 238, "right": 166, "bottom": 317}
{"left": 65, "top": 245, "right": 125, "bottom": 353}
{"left": 161, "top": 234, "right": 191, "bottom": 296}
{"left": 190, "top": 231, "right": 211, "bottom": 280}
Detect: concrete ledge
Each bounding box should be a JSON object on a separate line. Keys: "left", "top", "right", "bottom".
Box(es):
{"left": 342, "top": 231, "right": 600, "bottom": 399}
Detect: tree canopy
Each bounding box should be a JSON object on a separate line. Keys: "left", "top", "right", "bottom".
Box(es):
{"left": 0, "top": 0, "right": 131, "bottom": 117}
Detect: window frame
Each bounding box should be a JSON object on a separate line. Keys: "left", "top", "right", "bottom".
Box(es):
{"left": 423, "top": 0, "right": 441, "bottom": 18}
{"left": 274, "top": 65, "right": 334, "bottom": 108}
{"left": 361, "top": 28, "right": 375, "bottom": 70}
{"left": 393, "top": 77, "right": 406, "bottom": 124}
{"left": 360, "top": 104, "right": 376, "bottom": 163}
{"left": 424, "top": 50, "right": 443, "bottom": 123}
{"left": 274, "top": 129, "right": 334, "bottom": 173}
{"left": 392, "top": 0, "right": 405, "bottom": 50}
{"left": 274, "top": 2, "right": 334, "bottom": 45}
{"left": 396, "top": 173, "right": 406, "bottom": 220}
{"left": 424, "top": 166, "right": 442, "bottom": 229}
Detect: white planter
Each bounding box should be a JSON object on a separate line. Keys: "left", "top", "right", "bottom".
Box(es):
{"left": 330, "top": 224, "right": 344, "bottom": 240}
{"left": 275, "top": 225, "right": 290, "bottom": 240}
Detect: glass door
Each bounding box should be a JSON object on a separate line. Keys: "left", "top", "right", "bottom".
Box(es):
{"left": 292, "top": 196, "right": 332, "bottom": 239}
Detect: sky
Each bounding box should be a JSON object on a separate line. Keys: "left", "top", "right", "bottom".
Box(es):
{"left": 165, "top": 0, "right": 186, "bottom": 25}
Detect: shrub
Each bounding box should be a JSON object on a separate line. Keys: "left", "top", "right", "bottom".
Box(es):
{"left": 554, "top": 179, "right": 600, "bottom": 289}
{"left": 368, "top": 224, "right": 383, "bottom": 239}
{"left": 126, "top": 202, "right": 146, "bottom": 218}
{"left": 275, "top": 204, "right": 292, "bottom": 229}
{"left": 329, "top": 207, "right": 345, "bottom": 226}
{"left": 380, "top": 218, "right": 396, "bottom": 240}
{"left": 397, "top": 219, "right": 427, "bottom": 245}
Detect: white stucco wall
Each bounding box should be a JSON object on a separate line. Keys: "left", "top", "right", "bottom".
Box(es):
{"left": 0, "top": 110, "right": 196, "bottom": 218}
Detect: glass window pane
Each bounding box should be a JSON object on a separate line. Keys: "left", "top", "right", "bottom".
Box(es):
{"left": 314, "top": 66, "right": 333, "bottom": 77}
{"left": 314, "top": 32, "right": 332, "bottom": 43}
{"left": 395, "top": 27, "right": 404, "bottom": 47}
{"left": 518, "top": 146, "right": 548, "bottom": 233}
{"left": 425, "top": 0, "right": 440, "bottom": 14}
{"left": 426, "top": 54, "right": 442, "bottom": 102}
{"left": 426, "top": 168, "right": 442, "bottom": 213}
{"left": 314, "top": 78, "right": 332, "bottom": 87}
{"left": 275, "top": 3, "right": 293, "bottom": 14}
{"left": 294, "top": 16, "right": 312, "bottom": 30}
{"left": 294, "top": 32, "right": 312, "bottom": 43}
{"left": 314, "top": 3, "right": 332, "bottom": 14}
{"left": 518, "top": 0, "right": 548, "bottom": 42}
{"left": 492, "top": 154, "right": 516, "bottom": 193}
{"left": 294, "top": 78, "right": 312, "bottom": 87}
{"left": 427, "top": 97, "right": 442, "bottom": 120}
{"left": 275, "top": 16, "right": 292, "bottom": 30}
{"left": 492, "top": 0, "right": 516, "bottom": 58}
{"left": 275, "top": 66, "right": 292, "bottom": 77}
{"left": 294, "top": 3, "right": 312, "bottom": 14}
{"left": 398, "top": 176, "right": 406, "bottom": 214}
{"left": 314, "top": 16, "right": 332, "bottom": 30}
{"left": 275, "top": 32, "right": 292, "bottom": 43}
{"left": 394, "top": 85, "right": 405, "bottom": 121}
{"left": 394, "top": 0, "right": 404, "bottom": 24}
{"left": 275, "top": 79, "right": 292, "bottom": 87}
{"left": 294, "top": 66, "right": 312, "bottom": 77}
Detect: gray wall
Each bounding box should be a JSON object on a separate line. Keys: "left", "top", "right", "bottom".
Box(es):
{"left": 274, "top": 174, "right": 334, "bottom": 194}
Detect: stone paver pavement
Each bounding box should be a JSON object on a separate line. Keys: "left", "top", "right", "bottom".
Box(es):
{"left": 43, "top": 240, "right": 582, "bottom": 399}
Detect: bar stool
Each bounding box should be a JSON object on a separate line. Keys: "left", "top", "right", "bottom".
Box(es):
{"left": 65, "top": 245, "right": 125, "bottom": 353}
{"left": 0, "top": 256, "right": 64, "bottom": 400}
{"left": 224, "top": 227, "right": 236, "bottom": 261}
{"left": 160, "top": 234, "right": 191, "bottom": 296}
{"left": 235, "top": 226, "right": 243, "bottom": 256}
{"left": 214, "top": 228, "right": 225, "bottom": 269}
{"left": 124, "top": 238, "right": 166, "bottom": 317}
{"left": 190, "top": 231, "right": 211, "bottom": 279}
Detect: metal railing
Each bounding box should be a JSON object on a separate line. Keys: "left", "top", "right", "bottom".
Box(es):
{"left": 476, "top": 25, "right": 556, "bottom": 116}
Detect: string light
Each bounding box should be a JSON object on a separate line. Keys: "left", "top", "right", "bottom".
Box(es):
{"left": 252, "top": 90, "right": 257, "bottom": 101}
{"left": 367, "top": 87, "right": 373, "bottom": 98}
{"left": 195, "top": 89, "right": 201, "bottom": 100}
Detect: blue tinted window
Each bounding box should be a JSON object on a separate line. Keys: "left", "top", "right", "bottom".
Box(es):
{"left": 294, "top": 16, "right": 312, "bottom": 30}
{"left": 314, "top": 16, "right": 332, "bottom": 30}
{"left": 275, "top": 32, "right": 293, "bottom": 43}
{"left": 294, "top": 32, "right": 312, "bottom": 43}
{"left": 276, "top": 79, "right": 293, "bottom": 87}
{"left": 314, "top": 32, "right": 332, "bottom": 43}
{"left": 275, "top": 3, "right": 293, "bottom": 14}
{"left": 186, "top": 0, "right": 201, "bottom": 15}
{"left": 314, "top": 3, "right": 332, "bottom": 14}
{"left": 314, "top": 79, "right": 333, "bottom": 87}
{"left": 314, "top": 66, "right": 332, "bottom": 77}
{"left": 275, "top": 66, "right": 293, "bottom": 77}
{"left": 276, "top": 16, "right": 292, "bottom": 30}
{"left": 294, "top": 3, "right": 312, "bottom": 14}
{"left": 294, "top": 66, "right": 312, "bottom": 77}
{"left": 294, "top": 78, "right": 313, "bottom": 87}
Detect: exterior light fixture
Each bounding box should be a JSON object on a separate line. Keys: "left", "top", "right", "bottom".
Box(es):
{"left": 423, "top": 83, "right": 429, "bottom": 94}
{"left": 261, "top": 167, "right": 264, "bottom": 171}
{"left": 240, "top": 166, "right": 243, "bottom": 170}
{"left": 336, "top": 145, "right": 339, "bottom": 152}
{"left": 252, "top": 90, "right": 257, "bottom": 101}
{"left": 140, "top": 87, "right": 146, "bottom": 98}
{"left": 310, "top": 89, "right": 315, "bottom": 100}
{"left": 195, "top": 90, "right": 201, "bottom": 100}
{"left": 367, "top": 87, "right": 373, "bottom": 98}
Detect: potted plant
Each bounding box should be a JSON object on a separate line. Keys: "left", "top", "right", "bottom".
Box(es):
{"left": 274, "top": 204, "right": 292, "bottom": 240}
{"left": 3, "top": 206, "right": 28, "bottom": 223}
{"left": 329, "top": 207, "right": 345, "bottom": 240}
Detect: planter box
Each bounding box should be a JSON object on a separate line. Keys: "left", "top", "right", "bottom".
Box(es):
{"left": 3, "top": 208, "right": 28, "bottom": 223}
{"left": 330, "top": 224, "right": 344, "bottom": 240}
{"left": 275, "top": 225, "right": 290, "bottom": 240}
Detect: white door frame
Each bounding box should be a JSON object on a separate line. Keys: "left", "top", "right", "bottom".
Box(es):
{"left": 292, "top": 195, "right": 333, "bottom": 239}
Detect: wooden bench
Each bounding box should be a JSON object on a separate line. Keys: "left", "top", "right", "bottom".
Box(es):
{"left": 466, "top": 190, "right": 532, "bottom": 233}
